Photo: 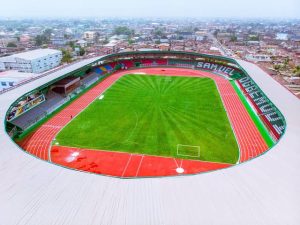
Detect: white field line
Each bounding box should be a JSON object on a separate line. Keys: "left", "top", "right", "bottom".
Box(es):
{"left": 121, "top": 154, "right": 133, "bottom": 177}
{"left": 135, "top": 155, "right": 144, "bottom": 177}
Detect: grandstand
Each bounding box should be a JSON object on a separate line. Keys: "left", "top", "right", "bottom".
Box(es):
{"left": 8, "top": 69, "right": 101, "bottom": 132}
{"left": 11, "top": 91, "right": 66, "bottom": 130}
{"left": 94, "top": 64, "right": 114, "bottom": 75}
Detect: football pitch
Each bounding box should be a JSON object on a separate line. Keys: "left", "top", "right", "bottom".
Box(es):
{"left": 55, "top": 74, "right": 239, "bottom": 164}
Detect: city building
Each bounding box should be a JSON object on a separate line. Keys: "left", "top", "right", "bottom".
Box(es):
{"left": 83, "top": 31, "right": 98, "bottom": 44}
{"left": 0, "top": 70, "right": 35, "bottom": 91}
{"left": 0, "top": 48, "right": 62, "bottom": 73}
{"left": 276, "top": 33, "right": 289, "bottom": 41}
{"left": 19, "top": 34, "right": 31, "bottom": 45}
{"left": 245, "top": 54, "right": 272, "bottom": 62}
{"left": 51, "top": 35, "right": 68, "bottom": 46}
{"left": 103, "top": 40, "right": 120, "bottom": 53}
{"left": 0, "top": 61, "right": 5, "bottom": 70}
{"left": 77, "top": 40, "right": 88, "bottom": 48}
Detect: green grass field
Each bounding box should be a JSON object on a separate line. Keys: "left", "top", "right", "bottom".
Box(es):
{"left": 56, "top": 74, "right": 239, "bottom": 164}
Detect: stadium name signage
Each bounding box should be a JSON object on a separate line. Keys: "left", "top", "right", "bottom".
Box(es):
{"left": 196, "top": 62, "right": 236, "bottom": 76}
{"left": 238, "top": 76, "right": 285, "bottom": 138}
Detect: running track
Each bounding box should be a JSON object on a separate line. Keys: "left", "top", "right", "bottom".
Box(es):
{"left": 18, "top": 68, "right": 268, "bottom": 177}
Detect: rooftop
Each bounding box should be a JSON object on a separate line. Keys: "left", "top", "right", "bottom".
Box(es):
{"left": 0, "top": 70, "right": 35, "bottom": 80}
{"left": 9, "top": 49, "right": 61, "bottom": 61}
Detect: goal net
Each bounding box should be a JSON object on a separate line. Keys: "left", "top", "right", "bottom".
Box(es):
{"left": 177, "top": 144, "right": 200, "bottom": 158}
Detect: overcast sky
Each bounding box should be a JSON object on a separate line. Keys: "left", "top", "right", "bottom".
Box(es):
{"left": 0, "top": 0, "right": 299, "bottom": 19}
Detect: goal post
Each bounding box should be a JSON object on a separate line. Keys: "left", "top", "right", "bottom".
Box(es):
{"left": 177, "top": 144, "right": 200, "bottom": 158}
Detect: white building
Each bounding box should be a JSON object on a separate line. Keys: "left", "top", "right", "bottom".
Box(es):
{"left": 0, "top": 61, "right": 5, "bottom": 71}
{"left": 77, "top": 40, "right": 88, "bottom": 48}
{"left": 276, "top": 33, "right": 289, "bottom": 41}
{"left": 245, "top": 54, "right": 272, "bottom": 62}
{"left": 195, "top": 31, "right": 207, "bottom": 41}
{"left": 0, "top": 70, "right": 35, "bottom": 91}
{"left": 83, "top": 31, "right": 98, "bottom": 43}
{"left": 0, "top": 49, "right": 62, "bottom": 73}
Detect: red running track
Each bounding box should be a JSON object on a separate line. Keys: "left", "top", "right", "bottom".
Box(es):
{"left": 19, "top": 68, "right": 268, "bottom": 177}
{"left": 51, "top": 146, "right": 231, "bottom": 177}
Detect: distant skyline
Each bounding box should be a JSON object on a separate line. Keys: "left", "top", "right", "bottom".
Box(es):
{"left": 0, "top": 0, "right": 299, "bottom": 19}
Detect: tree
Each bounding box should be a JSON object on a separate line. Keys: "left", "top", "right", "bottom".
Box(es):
{"left": 35, "top": 35, "right": 47, "bottom": 46}
{"left": 7, "top": 42, "right": 17, "bottom": 48}
{"left": 293, "top": 65, "right": 300, "bottom": 77}
{"left": 249, "top": 35, "right": 259, "bottom": 41}
{"left": 68, "top": 41, "right": 75, "bottom": 50}
{"left": 103, "top": 37, "right": 109, "bottom": 45}
{"left": 113, "top": 26, "right": 134, "bottom": 36}
{"left": 34, "top": 29, "right": 52, "bottom": 46}
{"left": 283, "top": 57, "right": 290, "bottom": 66}
{"left": 79, "top": 47, "right": 85, "bottom": 56}
{"left": 64, "top": 34, "right": 71, "bottom": 40}
{"left": 154, "top": 28, "right": 163, "bottom": 37}
{"left": 273, "top": 64, "right": 281, "bottom": 71}
{"left": 128, "top": 39, "right": 134, "bottom": 45}
{"left": 230, "top": 35, "right": 237, "bottom": 42}
{"left": 43, "top": 29, "right": 52, "bottom": 38}
{"left": 213, "top": 29, "right": 219, "bottom": 37}
{"left": 61, "top": 49, "right": 72, "bottom": 63}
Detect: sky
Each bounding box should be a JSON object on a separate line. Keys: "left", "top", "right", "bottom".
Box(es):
{"left": 0, "top": 0, "right": 299, "bottom": 19}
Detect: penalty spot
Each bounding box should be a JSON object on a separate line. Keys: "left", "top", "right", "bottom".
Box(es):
{"left": 176, "top": 167, "right": 184, "bottom": 174}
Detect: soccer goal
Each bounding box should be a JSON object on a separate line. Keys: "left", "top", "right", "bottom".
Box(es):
{"left": 177, "top": 144, "right": 200, "bottom": 158}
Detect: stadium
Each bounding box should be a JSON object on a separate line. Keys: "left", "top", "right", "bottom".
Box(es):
{"left": 0, "top": 51, "right": 299, "bottom": 224}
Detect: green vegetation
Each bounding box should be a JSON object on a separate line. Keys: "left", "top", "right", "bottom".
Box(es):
{"left": 154, "top": 28, "right": 165, "bottom": 37}
{"left": 273, "top": 64, "right": 281, "bottom": 71}
{"left": 35, "top": 28, "right": 52, "bottom": 46}
{"left": 293, "top": 65, "right": 300, "bottom": 76}
{"left": 7, "top": 42, "right": 17, "bottom": 48}
{"left": 79, "top": 47, "right": 85, "bottom": 56}
{"left": 61, "top": 49, "right": 72, "bottom": 63}
{"left": 248, "top": 34, "right": 259, "bottom": 41}
{"left": 68, "top": 41, "right": 75, "bottom": 49}
{"left": 113, "top": 26, "right": 134, "bottom": 36}
{"left": 128, "top": 39, "right": 134, "bottom": 45}
{"left": 230, "top": 35, "right": 237, "bottom": 42}
{"left": 67, "top": 41, "right": 85, "bottom": 56}
{"left": 56, "top": 75, "right": 239, "bottom": 164}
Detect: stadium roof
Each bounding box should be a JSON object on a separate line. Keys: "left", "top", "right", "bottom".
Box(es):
{"left": 0, "top": 58, "right": 299, "bottom": 225}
